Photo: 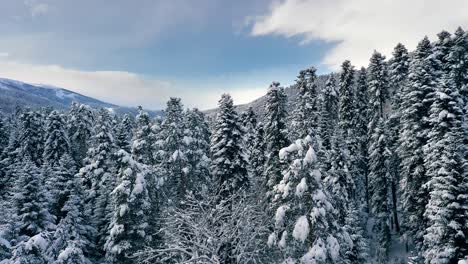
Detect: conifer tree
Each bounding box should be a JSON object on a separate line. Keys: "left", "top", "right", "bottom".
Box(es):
{"left": 399, "top": 37, "right": 439, "bottom": 252}
{"left": 132, "top": 106, "right": 155, "bottom": 165}
{"left": 264, "top": 82, "right": 289, "bottom": 198}
{"left": 43, "top": 111, "right": 71, "bottom": 166}
{"left": 318, "top": 75, "right": 339, "bottom": 152}
{"left": 270, "top": 135, "right": 350, "bottom": 263}
{"left": 241, "top": 107, "right": 258, "bottom": 161}
{"left": 18, "top": 110, "right": 44, "bottom": 166}
{"left": 48, "top": 154, "right": 77, "bottom": 223}
{"left": 422, "top": 67, "right": 467, "bottom": 264}
{"left": 104, "top": 150, "right": 151, "bottom": 264}
{"left": 12, "top": 157, "right": 54, "bottom": 239}
{"left": 115, "top": 114, "right": 133, "bottom": 153}
{"left": 210, "top": 94, "right": 249, "bottom": 199}
{"left": 291, "top": 67, "right": 319, "bottom": 139}
{"left": 249, "top": 122, "right": 266, "bottom": 188}
{"left": 368, "top": 118, "right": 391, "bottom": 262}
{"left": 354, "top": 67, "right": 370, "bottom": 208}
{"left": 338, "top": 60, "right": 356, "bottom": 147}
{"left": 67, "top": 102, "right": 94, "bottom": 165}
{"left": 0, "top": 115, "right": 9, "bottom": 151}
{"left": 159, "top": 98, "right": 188, "bottom": 204}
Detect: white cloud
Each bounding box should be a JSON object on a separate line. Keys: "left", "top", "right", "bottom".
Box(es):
{"left": 0, "top": 58, "right": 269, "bottom": 110}
{"left": 251, "top": 0, "right": 468, "bottom": 69}
{"left": 24, "top": 0, "right": 50, "bottom": 17}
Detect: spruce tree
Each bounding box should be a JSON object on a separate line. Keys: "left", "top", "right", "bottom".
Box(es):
{"left": 264, "top": 82, "right": 289, "bottom": 199}
{"left": 67, "top": 102, "right": 94, "bottom": 165}
{"left": 48, "top": 154, "right": 77, "bottom": 223}
{"left": 318, "top": 75, "right": 339, "bottom": 153}
{"left": 338, "top": 60, "right": 356, "bottom": 148}
{"left": 399, "top": 37, "right": 439, "bottom": 252}
{"left": 43, "top": 111, "right": 71, "bottom": 166}
{"left": 115, "top": 114, "right": 133, "bottom": 153}
{"left": 368, "top": 118, "right": 391, "bottom": 262}
{"left": 104, "top": 150, "right": 151, "bottom": 264}
{"left": 270, "top": 135, "right": 350, "bottom": 263}
{"left": 12, "top": 157, "right": 54, "bottom": 239}
{"left": 18, "top": 110, "right": 44, "bottom": 166}
{"left": 132, "top": 106, "right": 155, "bottom": 165}
{"left": 422, "top": 67, "right": 467, "bottom": 263}
{"left": 210, "top": 94, "right": 249, "bottom": 199}
{"left": 291, "top": 67, "right": 319, "bottom": 139}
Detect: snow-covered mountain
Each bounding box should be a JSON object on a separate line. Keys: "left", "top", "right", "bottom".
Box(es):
{"left": 0, "top": 78, "right": 160, "bottom": 115}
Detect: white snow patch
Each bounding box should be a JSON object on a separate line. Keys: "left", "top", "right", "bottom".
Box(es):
{"left": 275, "top": 205, "right": 289, "bottom": 227}
{"left": 278, "top": 231, "right": 287, "bottom": 249}
{"left": 267, "top": 232, "right": 277, "bottom": 247}
{"left": 295, "top": 177, "right": 307, "bottom": 197}
{"left": 292, "top": 215, "right": 309, "bottom": 243}
{"left": 303, "top": 146, "right": 317, "bottom": 165}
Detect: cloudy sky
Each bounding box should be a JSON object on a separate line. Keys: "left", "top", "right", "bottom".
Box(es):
{"left": 0, "top": 0, "right": 467, "bottom": 110}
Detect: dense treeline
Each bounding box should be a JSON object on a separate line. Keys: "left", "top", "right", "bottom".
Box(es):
{"left": 0, "top": 27, "right": 468, "bottom": 264}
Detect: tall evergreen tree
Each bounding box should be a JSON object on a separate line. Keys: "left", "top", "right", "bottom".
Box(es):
{"left": 338, "top": 60, "right": 356, "bottom": 148}
{"left": 115, "top": 114, "right": 133, "bottom": 153}
{"left": 67, "top": 102, "right": 94, "bottom": 165}
{"left": 422, "top": 64, "right": 467, "bottom": 264}
{"left": 399, "top": 37, "right": 439, "bottom": 252}
{"left": 104, "top": 150, "right": 151, "bottom": 264}
{"left": 132, "top": 106, "right": 155, "bottom": 165}
{"left": 43, "top": 111, "right": 71, "bottom": 166}
{"left": 291, "top": 67, "right": 319, "bottom": 139}
{"left": 318, "top": 75, "right": 339, "bottom": 153}
{"left": 12, "top": 157, "right": 54, "bottom": 239}
{"left": 18, "top": 110, "right": 44, "bottom": 166}
{"left": 264, "top": 82, "right": 289, "bottom": 199}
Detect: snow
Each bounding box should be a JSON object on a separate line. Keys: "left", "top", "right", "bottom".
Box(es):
{"left": 25, "top": 233, "right": 49, "bottom": 251}
{"left": 301, "top": 238, "right": 327, "bottom": 263}
{"left": 458, "top": 259, "right": 468, "bottom": 264}
{"left": 326, "top": 235, "right": 340, "bottom": 261}
{"left": 275, "top": 205, "right": 289, "bottom": 227}
{"left": 303, "top": 146, "right": 317, "bottom": 165}
{"left": 279, "top": 142, "right": 300, "bottom": 159}
{"left": 295, "top": 177, "right": 307, "bottom": 197}
{"left": 132, "top": 172, "right": 146, "bottom": 195}
{"left": 292, "top": 216, "right": 309, "bottom": 243}
{"left": 119, "top": 204, "right": 128, "bottom": 217}
{"left": 267, "top": 232, "right": 277, "bottom": 247}
{"left": 278, "top": 231, "right": 287, "bottom": 249}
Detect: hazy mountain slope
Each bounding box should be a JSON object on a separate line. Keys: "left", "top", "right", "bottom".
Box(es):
{"left": 0, "top": 78, "right": 161, "bottom": 115}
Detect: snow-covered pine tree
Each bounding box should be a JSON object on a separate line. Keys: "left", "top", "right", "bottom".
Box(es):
{"left": 338, "top": 60, "right": 356, "bottom": 149}
{"left": 264, "top": 82, "right": 289, "bottom": 200}
{"left": 343, "top": 201, "right": 369, "bottom": 263}
{"left": 77, "top": 109, "right": 116, "bottom": 256}
{"left": 317, "top": 75, "right": 339, "bottom": 156}
{"left": 104, "top": 150, "right": 151, "bottom": 264}
{"left": 9, "top": 233, "right": 50, "bottom": 264}
{"left": 241, "top": 107, "right": 258, "bottom": 162}
{"left": 18, "top": 110, "right": 44, "bottom": 166}
{"left": 132, "top": 106, "right": 155, "bottom": 165}
{"left": 43, "top": 110, "right": 71, "bottom": 167}
{"left": 12, "top": 157, "right": 54, "bottom": 240}
{"left": 432, "top": 30, "right": 453, "bottom": 75}
{"left": 183, "top": 108, "right": 211, "bottom": 194}
{"left": 387, "top": 43, "right": 409, "bottom": 233}
{"left": 354, "top": 67, "right": 370, "bottom": 209}
{"left": 159, "top": 98, "right": 188, "bottom": 205}
{"left": 422, "top": 57, "right": 467, "bottom": 264}
{"left": 398, "top": 36, "right": 439, "bottom": 253}
{"left": 367, "top": 51, "right": 389, "bottom": 129}
{"left": 211, "top": 93, "right": 249, "bottom": 199}
{"left": 324, "top": 129, "right": 355, "bottom": 224}
{"left": 368, "top": 118, "right": 391, "bottom": 262}
{"left": 249, "top": 122, "right": 266, "bottom": 188}
{"left": 210, "top": 94, "right": 249, "bottom": 264}
{"left": 48, "top": 154, "right": 77, "bottom": 223}
{"left": 67, "top": 102, "right": 94, "bottom": 165}
{"left": 47, "top": 159, "right": 93, "bottom": 263}
{"left": 291, "top": 67, "right": 319, "bottom": 139}
{"left": 115, "top": 114, "right": 133, "bottom": 153}
{"left": 270, "top": 135, "right": 351, "bottom": 263}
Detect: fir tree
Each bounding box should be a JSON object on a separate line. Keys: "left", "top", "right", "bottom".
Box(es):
{"left": 318, "top": 75, "right": 339, "bottom": 153}
{"left": 12, "top": 157, "right": 54, "bottom": 239}
{"left": 132, "top": 106, "right": 155, "bottom": 165}
{"left": 67, "top": 102, "right": 94, "bottom": 165}
{"left": 48, "top": 154, "right": 77, "bottom": 223}
{"left": 104, "top": 150, "right": 151, "bottom": 264}
{"left": 115, "top": 114, "right": 133, "bottom": 153}
{"left": 18, "top": 110, "right": 44, "bottom": 166}
{"left": 338, "top": 60, "right": 356, "bottom": 148}
{"left": 264, "top": 82, "right": 289, "bottom": 199}
{"left": 368, "top": 118, "right": 391, "bottom": 262}
{"left": 422, "top": 69, "right": 467, "bottom": 263}
{"left": 399, "top": 37, "right": 439, "bottom": 252}
{"left": 43, "top": 111, "right": 71, "bottom": 166}
{"left": 210, "top": 94, "right": 249, "bottom": 199}
{"left": 291, "top": 67, "right": 319, "bottom": 139}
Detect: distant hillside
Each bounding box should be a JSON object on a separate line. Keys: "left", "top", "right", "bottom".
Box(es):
{"left": 204, "top": 74, "right": 331, "bottom": 120}
{"left": 0, "top": 78, "right": 161, "bottom": 116}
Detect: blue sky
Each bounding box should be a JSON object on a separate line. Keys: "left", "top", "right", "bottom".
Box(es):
{"left": 0, "top": 0, "right": 467, "bottom": 109}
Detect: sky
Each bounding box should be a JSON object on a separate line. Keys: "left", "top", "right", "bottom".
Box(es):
{"left": 0, "top": 0, "right": 467, "bottom": 110}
